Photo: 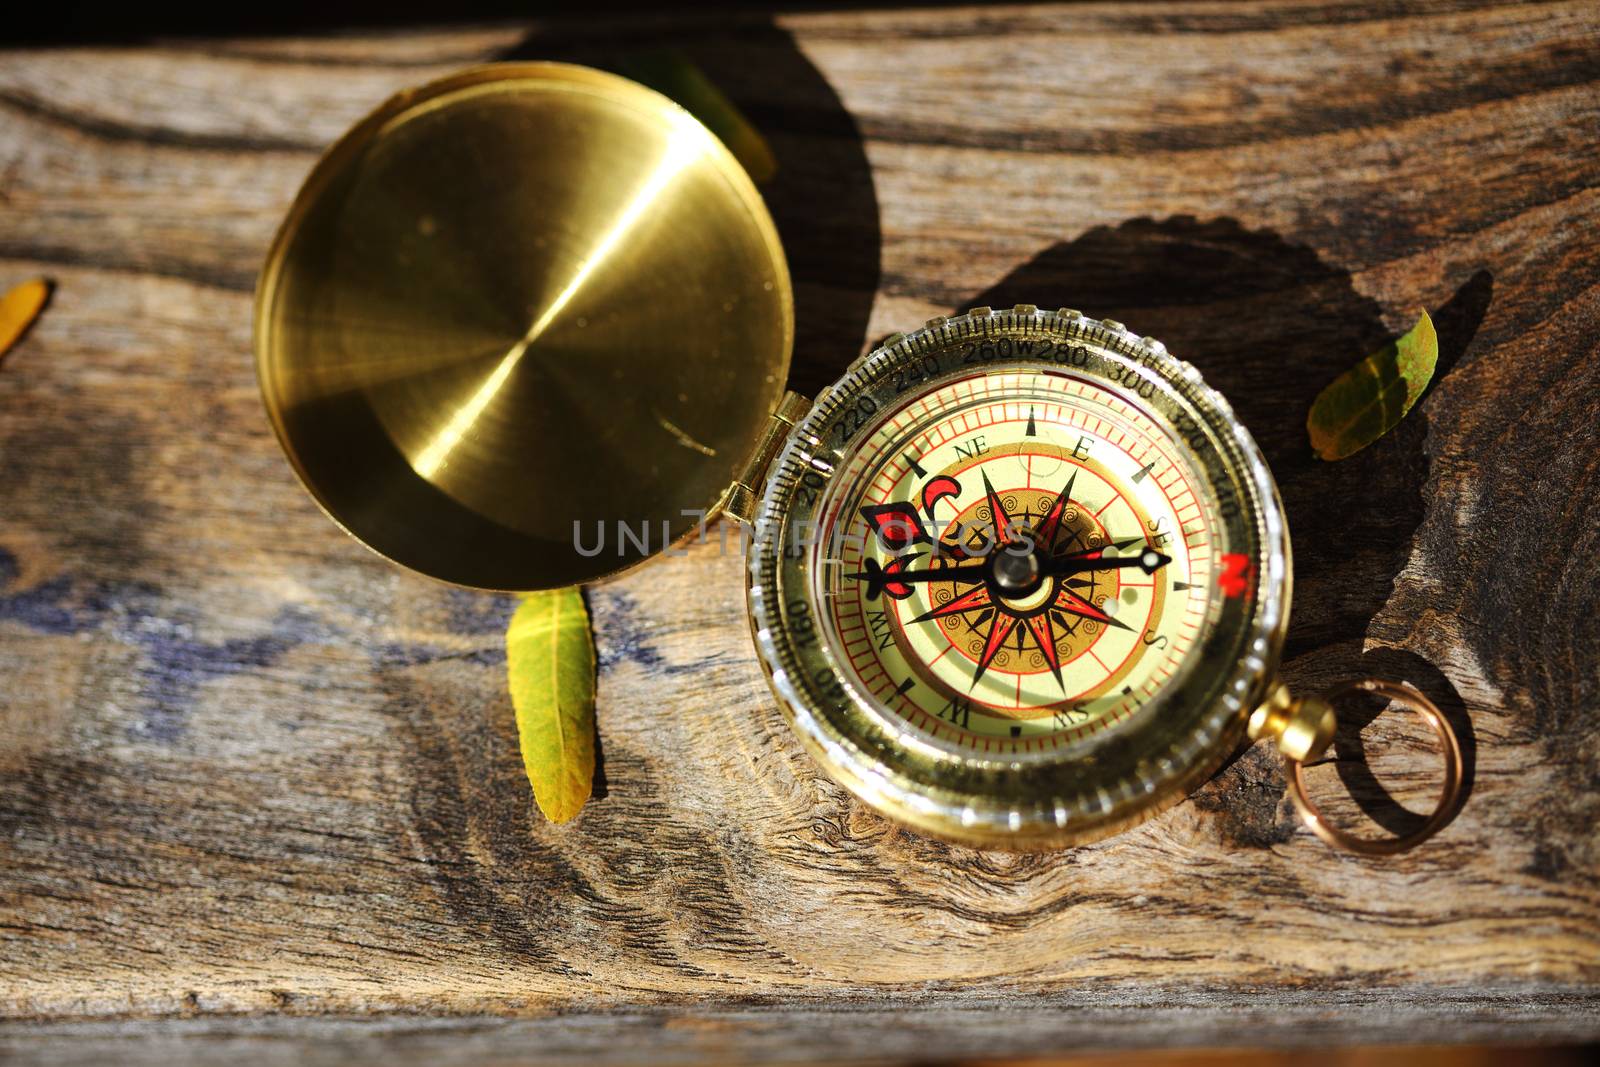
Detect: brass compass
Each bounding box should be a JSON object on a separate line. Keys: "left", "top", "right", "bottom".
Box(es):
{"left": 256, "top": 64, "right": 1462, "bottom": 853}
{"left": 744, "top": 308, "right": 1461, "bottom": 848}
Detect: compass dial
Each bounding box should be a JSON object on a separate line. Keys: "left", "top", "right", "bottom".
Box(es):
{"left": 750, "top": 308, "right": 1288, "bottom": 847}
{"left": 817, "top": 370, "right": 1211, "bottom": 757}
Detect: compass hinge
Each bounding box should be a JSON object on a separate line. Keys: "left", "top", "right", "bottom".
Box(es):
{"left": 726, "top": 391, "right": 812, "bottom": 525}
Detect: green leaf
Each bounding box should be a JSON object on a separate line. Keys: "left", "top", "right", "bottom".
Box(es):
{"left": 1307, "top": 309, "right": 1438, "bottom": 461}
{"left": 621, "top": 49, "right": 778, "bottom": 184}
{"left": 507, "top": 588, "right": 596, "bottom": 823}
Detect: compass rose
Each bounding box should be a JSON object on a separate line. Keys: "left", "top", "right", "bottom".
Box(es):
{"left": 847, "top": 469, "right": 1171, "bottom": 690}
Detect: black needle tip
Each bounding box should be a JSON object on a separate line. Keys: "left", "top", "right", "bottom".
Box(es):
{"left": 1140, "top": 550, "right": 1173, "bottom": 575}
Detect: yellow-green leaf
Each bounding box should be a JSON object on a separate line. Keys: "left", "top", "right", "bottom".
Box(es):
{"left": 0, "top": 278, "right": 52, "bottom": 365}
{"left": 622, "top": 50, "right": 778, "bottom": 184}
{"left": 507, "top": 588, "right": 596, "bottom": 823}
{"left": 1307, "top": 309, "right": 1438, "bottom": 461}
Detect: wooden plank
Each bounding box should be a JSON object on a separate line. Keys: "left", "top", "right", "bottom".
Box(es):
{"left": 1, "top": 1, "right": 1597, "bottom": 1056}
{"left": 3, "top": 998, "right": 1600, "bottom": 1066}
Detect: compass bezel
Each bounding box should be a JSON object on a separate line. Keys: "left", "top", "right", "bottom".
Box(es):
{"left": 745, "top": 308, "right": 1286, "bottom": 851}
{"left": 747, "top": 307, "right": 1290, "bottom": 849}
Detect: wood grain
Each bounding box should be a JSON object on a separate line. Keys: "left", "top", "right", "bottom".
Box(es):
{"left": 2, "top": 1, "right": 1599, "bottom": 1058}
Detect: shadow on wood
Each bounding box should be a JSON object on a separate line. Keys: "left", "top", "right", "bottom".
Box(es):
{"left": 963, "top": 218, "right": 1490, "bottom": 837}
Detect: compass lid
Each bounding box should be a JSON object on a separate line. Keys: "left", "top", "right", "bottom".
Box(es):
{"left": 255, "top": 63, "right": 793, "bottom": 591}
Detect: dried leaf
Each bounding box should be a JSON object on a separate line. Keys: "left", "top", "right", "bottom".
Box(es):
{"left": 622, "top": 50, "right": 778, "bottom": 184}
{"left": 0, "top": 279, "right": 51, "bottom": 365}
{"left": 507, "top": 587, "right": 597, "bottom": 823}
{"left": 1307, "top": 310, "right": 1438, "bottom": 461}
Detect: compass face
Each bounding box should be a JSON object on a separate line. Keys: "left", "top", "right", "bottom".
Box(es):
{"left": 750, "top": 308, "right": 1288, "bottom": 847}
{"left": 816, "top": 370, "right": 1210, "bottom": 756}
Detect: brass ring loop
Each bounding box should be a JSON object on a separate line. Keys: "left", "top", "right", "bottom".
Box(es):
{"left": 1286, "top": 679, "right": 1463, "bottom": 856}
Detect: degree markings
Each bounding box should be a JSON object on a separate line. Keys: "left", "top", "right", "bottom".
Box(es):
{"left": 819, "top": 372, "right": 1217, "bottom": 751}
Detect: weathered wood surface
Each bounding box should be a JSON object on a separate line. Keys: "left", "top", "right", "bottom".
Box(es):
{"left": 2, "top": 1, "right": 1599, "bottom": 1059}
